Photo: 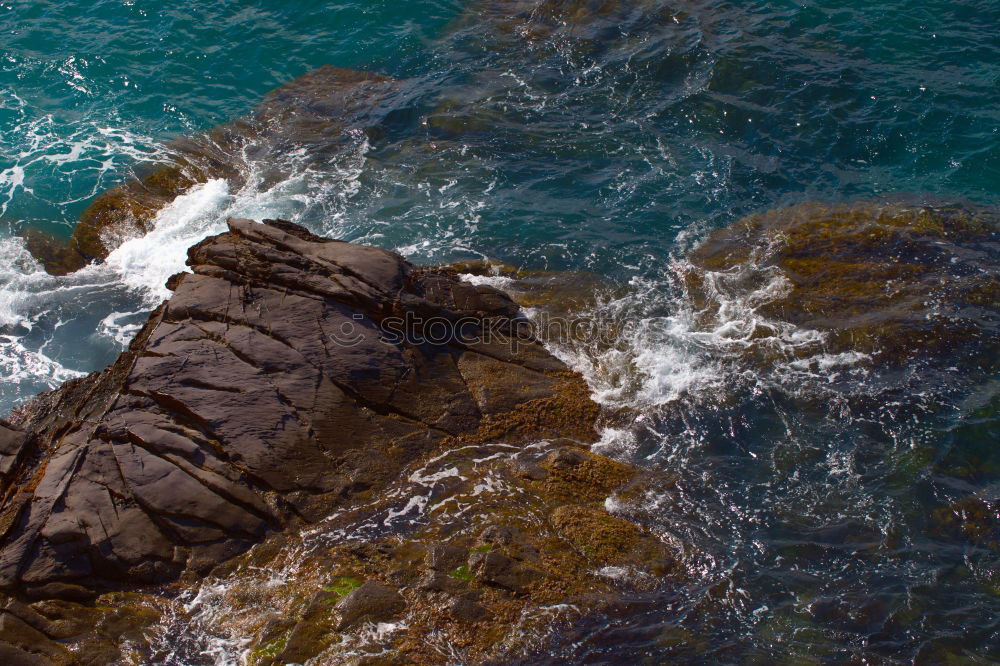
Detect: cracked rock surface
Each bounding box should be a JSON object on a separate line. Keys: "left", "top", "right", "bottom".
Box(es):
{"left": 0, "top": 217, "right": 570, "bottom": 600}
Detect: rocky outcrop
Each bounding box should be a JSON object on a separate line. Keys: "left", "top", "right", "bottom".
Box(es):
{"left": 0, "top": 423, "right": 29, "bottom": 484}
{"left": 26, "top": 66, "right": 399, "bottom": 275}
{"left": 0, "top": 217, "right": 681, "bottom": 665}
{"left": 1, "top": 217, "right": 589, "bottom": 602}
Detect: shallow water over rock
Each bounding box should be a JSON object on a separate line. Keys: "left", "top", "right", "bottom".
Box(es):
{"left": 682, "top": 199, "right": 1000, "bottom": 377}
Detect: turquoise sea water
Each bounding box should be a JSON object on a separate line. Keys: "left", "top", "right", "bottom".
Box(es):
{"left": 2, "top": 0, "right": 999, "bottom": 663}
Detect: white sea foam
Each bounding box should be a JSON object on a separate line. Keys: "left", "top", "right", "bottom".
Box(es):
{"left": 542, "top": 275, "right": 727, "bottom": 411}
{"left": 0, "top": 236, "right": 45, "bottom": 328}
{"left": 459, "top": 272, "right": 516, "bottom": 289}
{"left": 544, "top": 248, "right": 867, "bottom": 416}
{"left": 0, "top": 237, "right": 85, "bottom": 399}
{"left": 0, "top": 334, "right": 85, "bottom": 388}
{"left": 102, "top": 178, "right": 232, "bottom": 303}
{"left": 0, "top": 178, "right": 237, "bottom": 393}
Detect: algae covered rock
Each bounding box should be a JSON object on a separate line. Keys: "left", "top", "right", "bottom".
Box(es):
{"left": 168, "top": 388, "right": 681, "bottom": 665}
{"left": 931, "top": 495, "right": 999, "bottom": 548}
{"left": 220, "top": 434, "right": 683, "bottom": 665}
{"left": 550, "top": 503, "right": 676, "bottom": 572}
{"left": 683, "top": 200, "right": 1000, "bottom": 368}
{"left": 334, "top": 582, "right": 406, "bottom": 630}
{"left": 467, "top": 550, "right": 541, "bottom": 593}
{"left": 0, "top": 591, "right": 161, "bottom": 666}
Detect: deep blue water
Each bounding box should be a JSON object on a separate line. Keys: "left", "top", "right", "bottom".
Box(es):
{"left": 1, "top": 0, "right": 999, "bottom": 663}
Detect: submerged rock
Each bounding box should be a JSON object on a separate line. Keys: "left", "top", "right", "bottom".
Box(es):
{"left": 450, "top": 0, "right": 680, "bottom": 55}
{"left": 683, "top": 200, "right": 1000, "bottom": 368}
{"left": 424, "top": 0, "right": 689, "bottom": 145}
{"left": 28, "top": 66, "right": 400, "bottom": 275}
{"left": 467, "top": 550, "right": 541, "bottom": 593}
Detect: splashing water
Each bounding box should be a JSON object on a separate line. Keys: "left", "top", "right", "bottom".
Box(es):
{"left": 0, "top": 126, "right": 373, "bottom": 409}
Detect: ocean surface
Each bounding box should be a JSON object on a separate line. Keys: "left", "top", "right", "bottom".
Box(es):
{"left": 2, "top": 0, "right": 999, "bottom": 663}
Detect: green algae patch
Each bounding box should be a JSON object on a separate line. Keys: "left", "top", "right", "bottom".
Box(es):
{"left": 449, "top": 565, "right": 475, "bottom": 582}
{"left": 248, "top": 635, "right": 288, "bottom": 666}
{"left": 322, "top": 576, "right": 363, "bottom": 600}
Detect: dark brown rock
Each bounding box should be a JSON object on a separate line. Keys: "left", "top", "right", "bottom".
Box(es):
{"left": 425, "top": 544, "right": 468, "bottom": 573}
{"left": 468, "top": 551, "right": 540, "bottom": 593}
{"left": 0, "top": 643, "right": 53, "bottom": 666}
{"left": 447, "top": 596, "right": 488, "bottom": 622}
{"left": 1, "top": 218, "right": 580, "bottom": 600}
{"left": 0, "top": 423, "right": 28, "bottom": 480}
{"left": 545, "top": 447, "right": 588, "bottom": 471}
